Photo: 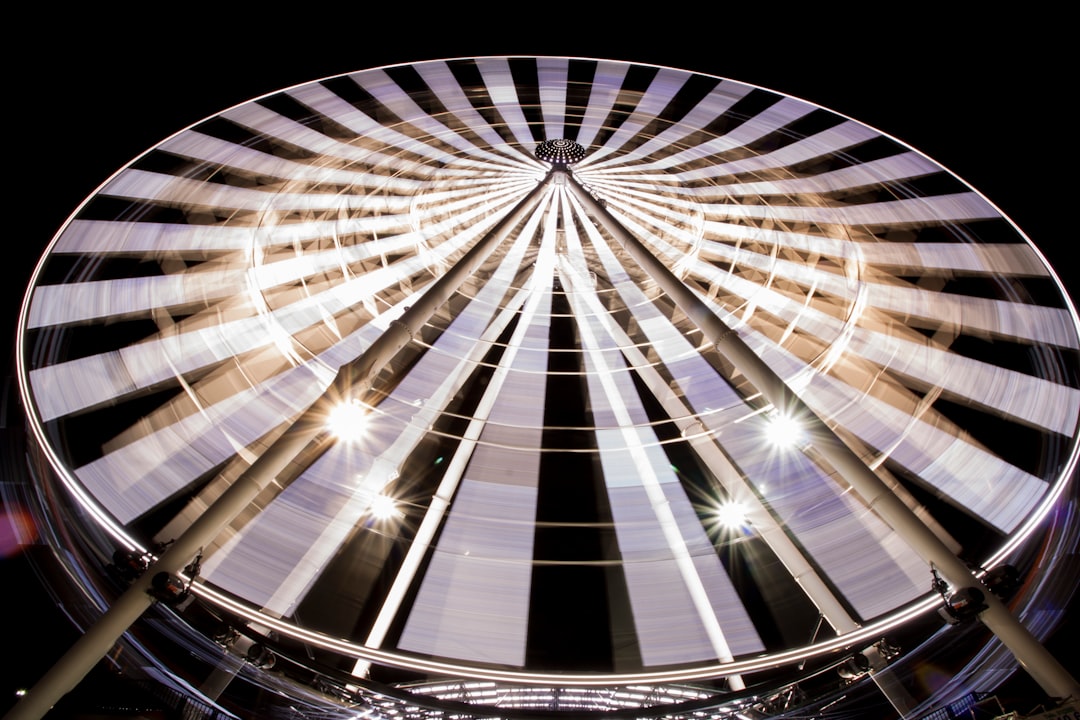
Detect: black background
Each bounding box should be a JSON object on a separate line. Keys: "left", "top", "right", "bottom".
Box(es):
{"left": 6, "top": 11, "right": 1074, "bottom": 330}
{"left": 2, "top": 7, "right": 1075, "bottom": 716}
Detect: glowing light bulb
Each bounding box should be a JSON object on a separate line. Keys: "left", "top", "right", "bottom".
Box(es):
{"left": 765, "top": 412, "right": 805, "bottom": 448}
{"left": 369, "top": 494, "right": 398, "bottom": 520}
{"left": 327, "top": 400, "right": 367, "bottom": 442}
{"left": 715, "top": 501, "right": 749, "bottom": 530}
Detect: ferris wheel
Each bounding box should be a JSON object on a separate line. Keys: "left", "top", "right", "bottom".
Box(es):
{"left": 15, "top": 56, "right": 1080, "bottom": 717}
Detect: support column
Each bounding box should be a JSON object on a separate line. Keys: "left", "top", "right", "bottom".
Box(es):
{"left": 563, "top": 169, "right": 1080, "bottom": 704}
{"left": 6, "top": 173, "right": 553, "bottom": 720}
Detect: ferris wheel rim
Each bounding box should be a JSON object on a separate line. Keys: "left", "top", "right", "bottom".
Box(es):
{"left": 16, "top": 56, "right": 1080, "bottom": 697}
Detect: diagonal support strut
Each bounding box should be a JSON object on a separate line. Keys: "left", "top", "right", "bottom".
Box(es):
{"left": 6, "top": 173, "right": 554, "bottom": 720}
{"left": 562, "top": 167, "right": 1079, "bottom": 707}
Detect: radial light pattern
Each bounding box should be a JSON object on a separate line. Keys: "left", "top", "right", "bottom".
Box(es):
{"left": 18, "top": 57, "right": 1080, "bottom": 699}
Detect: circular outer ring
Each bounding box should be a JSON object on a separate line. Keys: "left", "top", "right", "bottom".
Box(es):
{"left": 16, "top": 57, "right": 1080, "bottom": 709}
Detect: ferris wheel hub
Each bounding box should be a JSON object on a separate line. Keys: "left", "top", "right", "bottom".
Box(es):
{"left": 535, "top": 138, "right": 586, "bottom": 165}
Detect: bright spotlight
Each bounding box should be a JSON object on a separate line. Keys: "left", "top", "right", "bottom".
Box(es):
{"left": 369, "top": 494, "right": 399, "bottom": 521}
{"left": 715, "top": 501, "right": 749, "bottom": 531}
{"left": 764, "top": 412, "right": 805, "bottom": 448}
{"left": 327, "top": 399, "right": 367, "bottom": 443}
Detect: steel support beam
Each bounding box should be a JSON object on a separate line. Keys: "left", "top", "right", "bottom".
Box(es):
{"left": 563, "top": 168, "right": 1079, "bottom": 705}
{"left": 6, "top": 173, "right": 553, "bottom": 720}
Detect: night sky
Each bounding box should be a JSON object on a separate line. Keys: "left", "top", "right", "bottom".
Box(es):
{"left": 6, "top": 14, "right": 1073, "bottom": 330}
{"left": 2, "top": 8, "right": 1075, "bottom": 717}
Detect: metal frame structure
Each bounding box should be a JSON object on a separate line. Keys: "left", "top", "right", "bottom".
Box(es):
{"left": 10, "top": 57, "right": 1080, "bottom": 718}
